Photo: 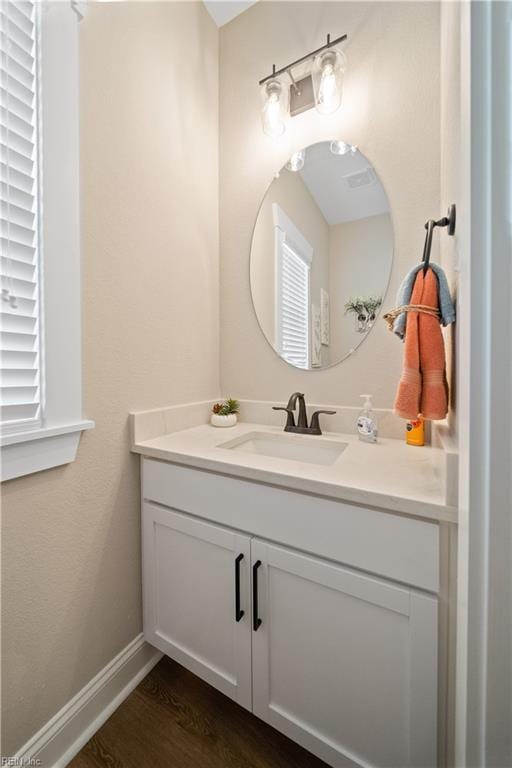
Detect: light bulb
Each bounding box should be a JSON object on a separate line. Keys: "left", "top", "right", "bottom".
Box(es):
{"left": 286, "top": 150, "right": 306, "bottom": 172}
{"left": 312, "top": 49, "right": 346, "bottom": 116}
{"left": 318, "top": 58, "right": 337, "bottom": 111}
{"left": 261, "top": 79, "right": 288, "bottom": 138}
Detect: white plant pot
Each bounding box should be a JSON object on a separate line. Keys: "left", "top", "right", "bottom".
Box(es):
{"left": 211, "top": 413, "right": 237, "bottom": 428}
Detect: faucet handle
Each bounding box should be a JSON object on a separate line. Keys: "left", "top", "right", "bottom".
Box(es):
{"left": 272, "top": 406, "right": 296, "bottom": 429}
{"left": 309, "top": 410, "right": 336, "bottom": 435}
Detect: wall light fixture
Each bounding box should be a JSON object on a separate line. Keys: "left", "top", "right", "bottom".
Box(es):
{"left": 261, "top": 79, "right": 288, "bottom": 138}
{"left": 259, "top": 33, "right": 348, "bottom": 137}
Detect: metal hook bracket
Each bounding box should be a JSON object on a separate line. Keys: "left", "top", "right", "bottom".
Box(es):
{"left": 424, "top": 204, "right": 456, "bottom": 236}
{"left": 422, "top": 204, "right": 456, "bottom": 272}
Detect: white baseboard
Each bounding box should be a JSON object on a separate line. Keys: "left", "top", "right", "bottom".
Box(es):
{"left": 15, "top": 633, "right": 163, "bottom": 768}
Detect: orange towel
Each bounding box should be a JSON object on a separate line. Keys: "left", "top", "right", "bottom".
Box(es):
{"left": 394, "top": 268, "right": 448, "bottom": 421}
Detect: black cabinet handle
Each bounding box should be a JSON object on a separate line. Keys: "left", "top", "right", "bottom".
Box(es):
{"left": 235, "top": 553, "right": 244, "bottom": 622}
{"left": 253, "top": 559, "right": 262, "bottom": 631}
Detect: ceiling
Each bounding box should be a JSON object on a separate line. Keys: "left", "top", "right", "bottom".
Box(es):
{"left": 298, "top": 142, "right": 390, "bottom": 226}
{"left": 203, "top": 1, "right": 258, "bottom": 27}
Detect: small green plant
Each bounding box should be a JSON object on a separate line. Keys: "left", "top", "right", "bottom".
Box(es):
{"left": 344, "top": 297, "right": 367, "bottom": 317}
{"left": 344, "top": 296, "right": 383, "bottom": 333}
{"left": 344, "top": 296, "right": 382, "bottom": 318}
{"left": 364, "top": 296, "right": 383, "bottom": 316}
{"left": 212, "top": 398, "right": 240, "bottom": 416}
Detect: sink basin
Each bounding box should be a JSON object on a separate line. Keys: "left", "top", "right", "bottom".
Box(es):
{"left": 218, "top": 431, "right": 348, "bottom": 466}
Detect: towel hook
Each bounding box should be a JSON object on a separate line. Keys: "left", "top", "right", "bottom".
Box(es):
{"left": 422, "top": 204, "right": 456, "bottom": 273}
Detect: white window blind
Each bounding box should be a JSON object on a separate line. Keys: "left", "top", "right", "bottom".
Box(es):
{"left": 0, "top": 0, "right": 42, "bottom": 433}
{"left": 278, "top": 241, "right": 310, "bottom": 370}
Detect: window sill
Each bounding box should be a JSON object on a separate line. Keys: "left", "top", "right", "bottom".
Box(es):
{"left": 0, "top": 420, "right": 95, "bottom": 481}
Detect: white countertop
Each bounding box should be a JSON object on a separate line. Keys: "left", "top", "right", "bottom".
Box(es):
{"left": 132, "top": 422, "right": 457, "bottom": 523}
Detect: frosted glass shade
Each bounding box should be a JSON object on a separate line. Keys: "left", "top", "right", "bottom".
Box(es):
{"left": 261, "top": 79, "right": 288, "bottom": 138}
{"left": 312, "top": 49, "right": 346, "bottom": 115}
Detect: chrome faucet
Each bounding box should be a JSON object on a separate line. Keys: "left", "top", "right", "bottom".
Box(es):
{"left": 273, "top": 393, "right": 336, "bottom": 436}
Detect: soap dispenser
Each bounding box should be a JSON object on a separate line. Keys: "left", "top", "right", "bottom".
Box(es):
{"left": 357, "top": 394, "right": 378, "bottom": 443}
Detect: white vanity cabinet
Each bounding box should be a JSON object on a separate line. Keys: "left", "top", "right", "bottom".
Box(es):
{"left": 142, "top": 502, "right": 252, "bottom": 709}
{"left": 251, "top": 539, "right": 438, "bottom": 768}
{"left": 142, "top": 458, "right": 440, "bottom": 768}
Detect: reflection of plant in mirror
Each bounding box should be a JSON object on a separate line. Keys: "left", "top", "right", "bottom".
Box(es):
{"left": 344, "top": 298, "right": 366, "bottom": 316}
{"left": 212, "top": 398, "right": 240, "bottom": 416}
{"left": 344, "top": 296, "right": 383, "bottom": 333}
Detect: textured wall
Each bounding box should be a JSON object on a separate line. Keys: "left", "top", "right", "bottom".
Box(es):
{"left": 219, "top": 1, "right": 441, "bottom": 407}
{"left": 1, "top": 2, "right": 219, "bottom": 754}
{"left": 440, "top": 0, "right": 461, "bottom": 437}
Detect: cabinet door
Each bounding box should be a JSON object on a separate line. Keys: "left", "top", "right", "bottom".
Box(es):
{"left": 142, "top": 502, "right": 252, "bottom": 709}
{"left": 251, "top": 540, "right": 438, "bottom": 768}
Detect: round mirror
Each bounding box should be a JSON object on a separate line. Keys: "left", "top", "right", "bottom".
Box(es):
{"left": 250, "top": 140, "right": 393, "bottom": 370}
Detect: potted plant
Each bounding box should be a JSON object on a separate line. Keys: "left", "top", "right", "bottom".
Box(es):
{"left": 344, "top": 296, "right": 382, "bottom": 333}
{"left": 211, "top": 398, "right": 240, "bottom": 428}
{"left": 344, "top": 297, "right": 368, "bottom": 333}
{"left": 364, "top": 296, "right": 383, "bottom": 328}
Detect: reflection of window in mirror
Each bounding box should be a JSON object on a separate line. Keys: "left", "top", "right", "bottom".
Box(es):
{"left": 273, "top": 205, "right": 313, "bottom": 369}
{"left": 278, "top": 241, "right": 310, "bottom": 369}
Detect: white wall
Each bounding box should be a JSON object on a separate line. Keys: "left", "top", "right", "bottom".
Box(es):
{"left": 1, "top": 2, "right": 219, "bottom": 755}
{"left": 438, "top": 10, "right": 461, "bottom": 754}
{"left": 220, "top": 0, "right": 441, "bottom": 408}
{"left": 440, "top": 0, "right": 461, "bottom": 438}
{"left": 453, "top": 3, "right": 512, "bottom": 766}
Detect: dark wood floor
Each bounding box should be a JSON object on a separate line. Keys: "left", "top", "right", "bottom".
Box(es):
{"left": 69, "top": 656, "right": 328, "bottom": 768}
